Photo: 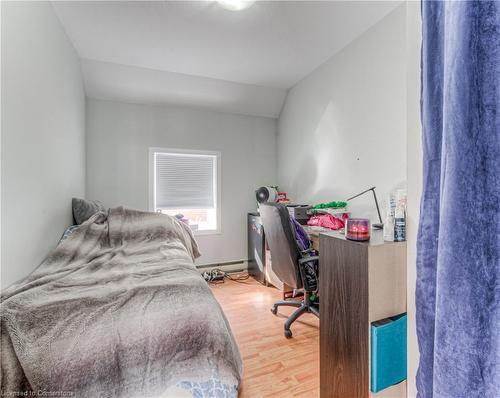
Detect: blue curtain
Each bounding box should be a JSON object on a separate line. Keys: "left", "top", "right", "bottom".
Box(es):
{"left": 417, "top": 1, "right": 500, "bottom": 397}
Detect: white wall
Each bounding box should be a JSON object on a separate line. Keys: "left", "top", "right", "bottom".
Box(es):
{"left": 86, "top": 98, "right": 276, "bottom": 266}
{"left": 1, "top": 2, "right": 86, "bottom": 289}
{"left": 406, "top": 1, "right": 422, "bottom": 396}
{"left": 277, "top": 4, "right": 407, "bottom": 221}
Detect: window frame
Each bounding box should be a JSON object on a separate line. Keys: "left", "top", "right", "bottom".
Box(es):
{"left": 148, "top": 147, "right": 222, "bottom": 236}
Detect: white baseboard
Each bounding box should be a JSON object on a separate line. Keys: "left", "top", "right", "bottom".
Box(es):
{"left": 196, "top": 260, "right": 248, "bottom": 274}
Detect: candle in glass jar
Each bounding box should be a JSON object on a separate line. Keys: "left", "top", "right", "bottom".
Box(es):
{"left": 345, "top": 218, "right": 371, "bottom": 241}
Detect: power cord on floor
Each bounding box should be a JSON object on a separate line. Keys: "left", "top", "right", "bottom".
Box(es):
{"left": 202, "top": 269, "right": 250, "bottom": 284}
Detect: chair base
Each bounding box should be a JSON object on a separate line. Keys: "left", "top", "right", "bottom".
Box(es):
{"left": 271, "top": 293, "right": 319, "bottom": 338}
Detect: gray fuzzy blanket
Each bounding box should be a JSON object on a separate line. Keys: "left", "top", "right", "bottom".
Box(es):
{"left": 0, "top": 207, "right": 242, "bottom": 397}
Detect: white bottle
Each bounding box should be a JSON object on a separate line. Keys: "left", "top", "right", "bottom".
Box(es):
{"left": 384, "top": 216, "right": 395, "bottom": 241}
{"left": 393, "top": 189, "right": 407, "bottom": 242}
{"left": 383, "top": 194, "right": 395, "bottom": 242}
{"left": 394, "top": 205, "right": 406, "bottom": 242}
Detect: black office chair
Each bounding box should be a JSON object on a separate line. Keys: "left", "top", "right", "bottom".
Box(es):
{"left": 259, "top": 203, "right": 319, "bottom": 338}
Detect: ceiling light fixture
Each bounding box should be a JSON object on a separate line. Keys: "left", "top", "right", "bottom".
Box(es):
{"left": 217, "top": 0, "right": 255, "bottom": 11}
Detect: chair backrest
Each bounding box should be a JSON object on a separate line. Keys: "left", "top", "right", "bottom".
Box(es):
{"left": 259, "top": 203, "right": 302, "bottom": 289}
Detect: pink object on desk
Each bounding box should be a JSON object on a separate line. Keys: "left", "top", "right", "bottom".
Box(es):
{"left": 307, "top": 213, "right": 347, "bottom": 230}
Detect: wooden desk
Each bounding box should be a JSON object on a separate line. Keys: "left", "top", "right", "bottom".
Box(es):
{"left": 310, "top": 233, "right": 320, "bottom": 251}
{"left": 319, "top": 230, "right": 407, "bottom": 398}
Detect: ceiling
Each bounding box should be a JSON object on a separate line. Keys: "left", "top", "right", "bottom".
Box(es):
{"left": 53, "top": 1, "right": 400, "bottom": 118}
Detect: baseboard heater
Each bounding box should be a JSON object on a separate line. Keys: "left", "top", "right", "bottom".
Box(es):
{"left": 195, "top": 260, "right": 248, "bottom": 273}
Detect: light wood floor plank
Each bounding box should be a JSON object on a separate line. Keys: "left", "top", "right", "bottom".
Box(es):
{"left": 210, "top": 278, "right": 319, "bottom": 398}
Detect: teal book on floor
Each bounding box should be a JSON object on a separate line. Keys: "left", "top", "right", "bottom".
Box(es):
{"left": 370, "top": 313, "right": 407, "bottom": 393}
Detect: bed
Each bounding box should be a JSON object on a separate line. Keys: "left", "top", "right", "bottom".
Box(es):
{"left": 0, "top": 207, "right": 242, "bottom": 397}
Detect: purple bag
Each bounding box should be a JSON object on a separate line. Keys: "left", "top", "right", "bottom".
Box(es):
{"left": 290, "top": 217, "right": 311, "bottom": 252}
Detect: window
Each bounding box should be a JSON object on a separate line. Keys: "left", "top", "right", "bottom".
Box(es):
{"left": 149, "top": 148, "right": 220, "bottom": 234}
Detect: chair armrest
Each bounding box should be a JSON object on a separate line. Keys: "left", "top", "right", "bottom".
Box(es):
{"left": 297, "top": 255, "right": 319, "bottom": 292}
{"left": 299, "top": 256, "right": 319, "bottom": 264}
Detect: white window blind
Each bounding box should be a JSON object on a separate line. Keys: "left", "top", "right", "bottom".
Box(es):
{"left": 154, "top": 152, "right": 216, "bottom": 210}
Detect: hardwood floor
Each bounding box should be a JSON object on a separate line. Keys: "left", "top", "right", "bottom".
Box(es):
{"left": 210, "top": 278, "right": 319, "bottom": 398}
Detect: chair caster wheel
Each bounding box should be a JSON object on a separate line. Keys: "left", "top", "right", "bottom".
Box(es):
{"left": 271, "top": 306, "right": 278, "bottom": 315}
{"left": 284, "top": 329, "right": 292, "bottom": 339}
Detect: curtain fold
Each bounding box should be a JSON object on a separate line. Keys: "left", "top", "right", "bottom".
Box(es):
{"left": 417, "top": 1, "right": 500, "bottom": 397}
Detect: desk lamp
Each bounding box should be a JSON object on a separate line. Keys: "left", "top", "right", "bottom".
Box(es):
{"left": 346, "top": 186, "right": 383, "bottom": 229}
